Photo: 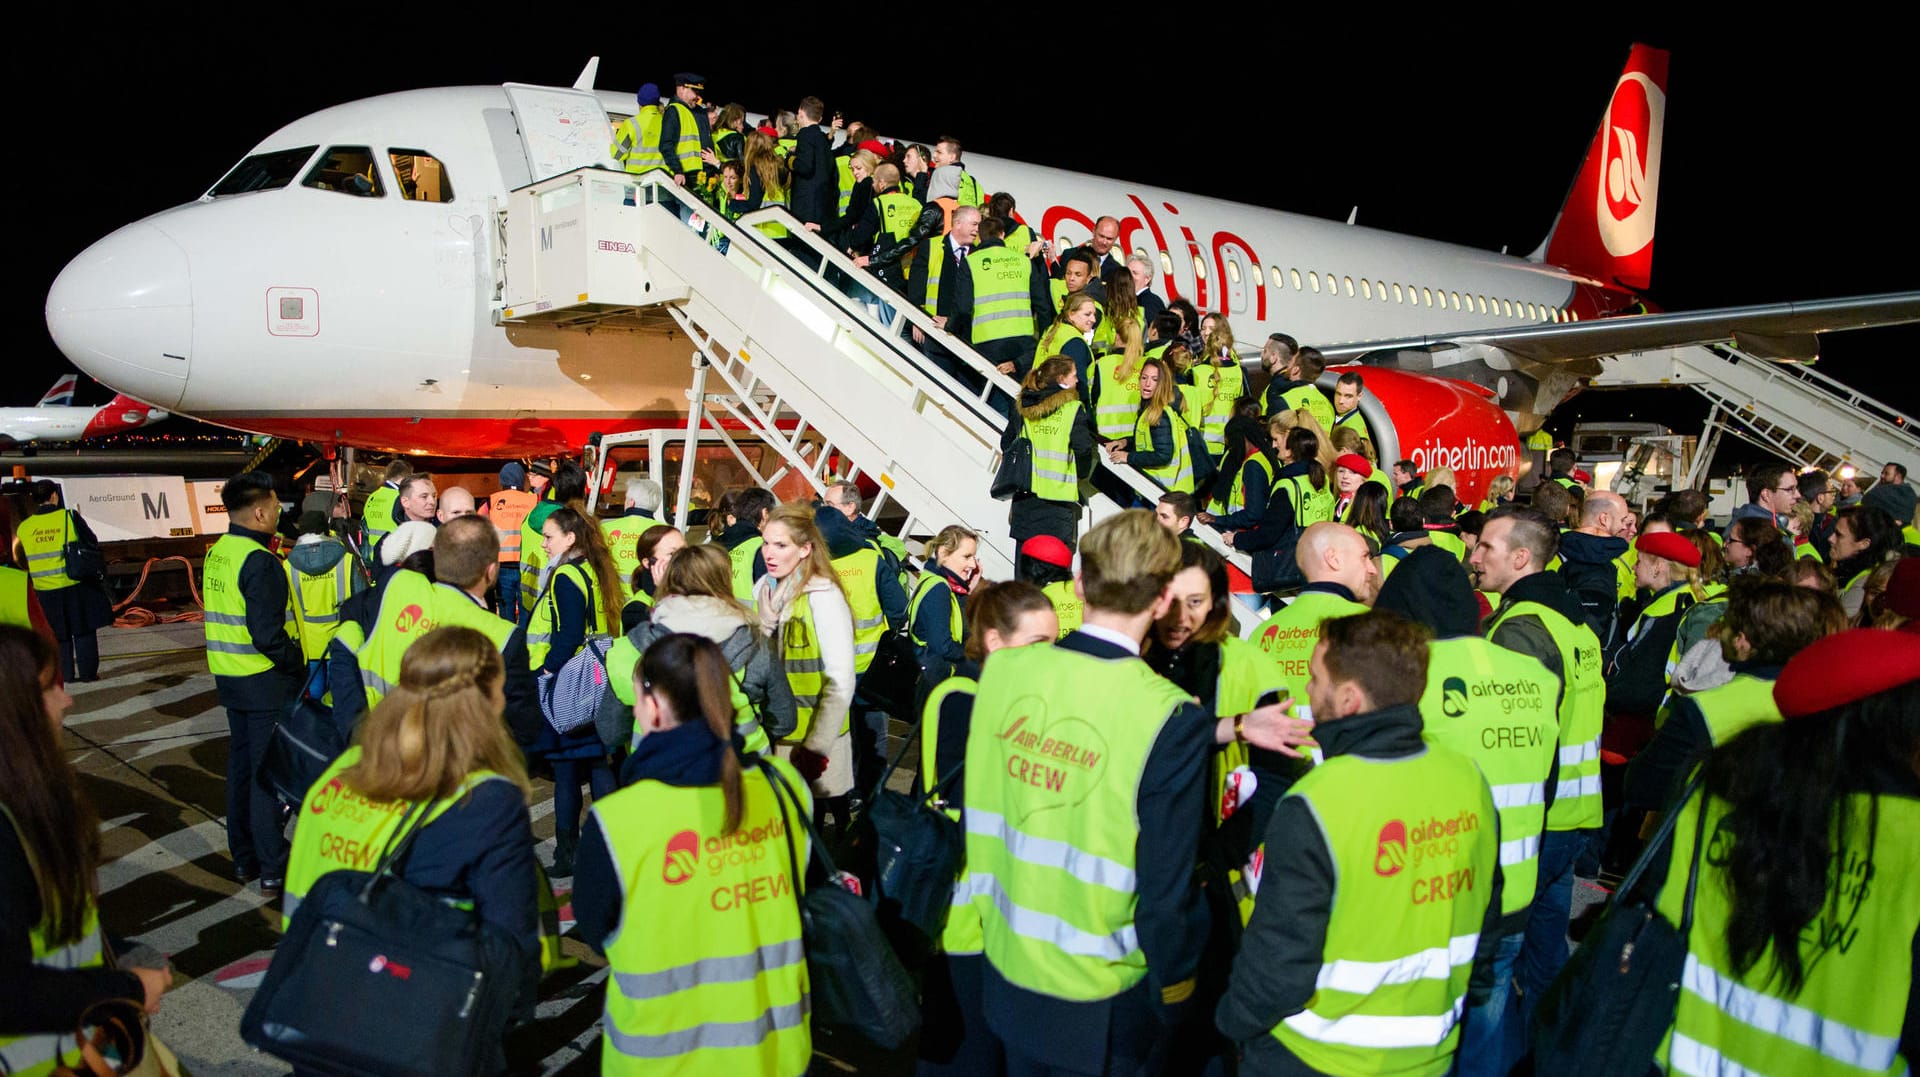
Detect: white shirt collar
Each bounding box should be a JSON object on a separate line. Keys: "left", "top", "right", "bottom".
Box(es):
{"left": 1075, "top": 622, "right": 1140, "bottom": 655}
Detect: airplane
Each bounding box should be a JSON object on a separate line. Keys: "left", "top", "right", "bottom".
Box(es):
{"left": 0, "top": 377, "right": 168, "bottom": 449}
{"left": 42, "top": 43, "right": 1918, "bottom": 505}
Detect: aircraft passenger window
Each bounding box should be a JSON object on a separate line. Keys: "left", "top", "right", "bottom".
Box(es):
{"left": 1227, "top": 260, "right": 1242, "bottom": 284}
{"left": 1360, "top": 278, "right": 1372, "bottom": 300}
{"left": 1392, "top": 283, "right": 1403, "bottom": 303}
{"left": 1290, "top": 269, "right": 1302, "bottom": 290}
{"left": 1158, "top": 252, "right": 1175, "bottom": 275}
{"left": 1192, "top": 254, "right": 1207, "bottom": 279}
{"left": 1376, "top": 280, "right": 1387, "bottom": 302}
{"left": 303, "top": 146, "right": 384, "bottom": 197}
{"left": 1502, "top": 299, "right": 1514, "bottom": 317}
{"left": 1476, "top": 295, "right": 1487, "bottom": 313}
{"left": 210, "top": 145, "right": 319, "bottom": 197}
{"left": 1450, "top": 291, "right": 1461, "bottom": 310}
{"left": 1270, "top": 266, "right": 1285, "bottom": 291}
{"left": 1422, "top": 286, "right": 1433, "bottom": 307}
{"left": 388, "top": 149, "right": 455, "bottom": 203}
{"left": 1308, "top": 271, "right": 1320, "bottom": 293}
{"left": 1343, "top": 276, "right": 1354, "bottom": 297}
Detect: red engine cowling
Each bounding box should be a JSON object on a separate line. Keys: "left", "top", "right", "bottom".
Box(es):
{"left": 1329, "top": 365, "right": 1519, "bottom": 506}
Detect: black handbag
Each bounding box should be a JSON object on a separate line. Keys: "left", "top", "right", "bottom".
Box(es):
{"left": 860, "top": 716, "right": 965, "bottom": 943}
{"left": 858, "top": 630, "right": 922, "bottom": 721}
{"left": 990, "top": 436, "right": 1033, "bottom": 500}
{"left": 241, "top": 800, "right": 525, "bottom": 1076}
{"left": 62, "top": 511, "right": 106, "bottom": 581}
{"left": 759, "top": 758, "right": 922, "bottom": 1051}
{"left": 1531, "top": 776, "right": 1709, "bottom": 1076}
{"left": 260, "top": 663, "right": 347, "bottom": 811}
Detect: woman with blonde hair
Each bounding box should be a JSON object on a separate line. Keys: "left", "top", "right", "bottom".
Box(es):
{"left": 1093, "top": 264, "right": 1146, "bottom": 359}
{"left": 1107, "top": 357, "right": 1196, "bottom": 495}
{"left": 1035, "top": 291, "right": 1099, "bottom": 393}
{"left": 1191, "top": 317, "right": 1243, "bottom": 460}
{"left": 740, "top": 130, "right": 792, "bottom": 241}
{"left": 912, "top": 525, "right": 981, "bottom": 693}
{"left": 607, "top": 543, "right": 796, "bottom": 762}
{"left": 1478, "top": 473, "right": 1515, "bottom": 512}
{"left": 283, "top": 626, "right": 540, "bottom": 1065}
{"left": 755, "top": 503, "right": 856, "bottom": 812}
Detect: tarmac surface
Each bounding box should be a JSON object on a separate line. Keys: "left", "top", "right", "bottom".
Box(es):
{"left": 69, "top": 622, "right": 1607, "bottom": 1075}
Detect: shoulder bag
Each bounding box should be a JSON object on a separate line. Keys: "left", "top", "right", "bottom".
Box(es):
{"left": 1531, "top": 774, "right": 1710, "bottom": 1076}
{"left": 259, "top": 661, "right": 346, "bottom": 811}
{"left": 62, "top": 511, "right": 107, "bottom": 582}
{"left": 858, "top": 715, "right": 964, "bottom": 943}
{"left": 759, "top": 758, "right": 921, "bottom": 1051}
{"left": 241, "top": 798, "right": 525, "bottom": 1075}
{"left": 990, "top": 436, "right": 1033, "bottom": 501}
{"left": 537, "top": 569, "right": 615, "bottom": 735}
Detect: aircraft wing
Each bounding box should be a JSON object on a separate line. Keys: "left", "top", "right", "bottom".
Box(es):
{"left": 1316, "top": 291, "right": 1920, "bottom": 365}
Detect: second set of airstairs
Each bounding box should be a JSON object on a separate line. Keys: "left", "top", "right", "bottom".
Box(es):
{"left": 491, "top": 166, "right": 1262, "bottom": 625}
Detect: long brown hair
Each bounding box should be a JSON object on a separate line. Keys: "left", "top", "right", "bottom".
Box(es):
{"left": 640, "top": 634, "right": 745, "bottom": 833}
{"left": 345, "top": 626, "right": 531, "bottom": 801}
{"left": 0, "top": 626, "right": 98, "bottom": 946}
{"left": 544, "top": 507, "right": 624, "bottom": 632}
{"left": 1106, "top": 271, "right": 1144, "bottom": 380}
{"left": 660, "top": 543, "right": 757, "bottom": 629}
{"left": 744, "top": 130, "right": 785, "bottom": 198}
{"left": 1138, "top": 357, "right": 1180, "bottom": 430}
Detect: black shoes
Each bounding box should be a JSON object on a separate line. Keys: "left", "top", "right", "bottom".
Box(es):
{"left": 234, "top": 862, "right": 261, "bottom": 884}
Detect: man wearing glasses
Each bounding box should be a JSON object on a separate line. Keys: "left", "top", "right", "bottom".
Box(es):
{"left": 1726, "top": 461, "right": 1800, "bottom": 540}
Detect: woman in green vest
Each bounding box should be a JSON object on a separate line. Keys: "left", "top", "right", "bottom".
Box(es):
{"left": 1016, "top": 534, "right": 1082, "bottom": 638}
{"left": 911, "top": 525, "right": 979, "bottom": 696}
{"left": 1, "top": 626, "right": 173, "bottom": 1072}
{"left": 741, "top": 131, "right": 791, "bottom": 242}
{"left": 1192, "top": 319, "right": 1245, "bottom": 461}
{"left": 283, "top": 625, "right": 542, "bottom": 1068}
{"left": 917, "top": 581, "right": 1058, "bottom": 1077}
{"left": 1830, "top": 504, "right": 1900, "bottom": 623}
{"left": 1607, "top": 530, "right": 1710, "bottom": 725}
{"left": 573, "top": 633, "right": 814, "bottom": 1076}
{"left": 621, "top": 524, "right": 684, "bottom": 633}
{"left": 1006, "top": 356, "right": 1095, "bottom": 578}
{"left": 1107, "top": 357, "right": 1195, "bottom": 498}
{"left": 1034, "top": 292, "right": 1099, "bottom": 397}
{"left": 755, "top": 504, "right": 857, "bottom": 814}
{"left": 1632, "top": 629, "right": 1920, "bottom": 1077}
{"left": 530, "top": 508, "right": 626, "bottom": 877}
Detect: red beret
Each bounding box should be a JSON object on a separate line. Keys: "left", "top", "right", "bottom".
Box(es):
{"left": 1636, "top": 530, "right": 1701, "bottom": 568}
{"left": 1774, "top": 629, "right": 1920, "bottom": 717}
{"left": 1572, "top": 469, "right": 1593, "bottom": 484}
{"left": 858, "top": 139, "right": 893, "bottom": 158}
{"left": 1884, "top": 558, "right": 1920, "bottom": 621}
{"left": 1335, "top": 453, "right": 1373, "bottom": 479}
{"left": 1020, "top": 534, "right": 1073, "bottom": 568}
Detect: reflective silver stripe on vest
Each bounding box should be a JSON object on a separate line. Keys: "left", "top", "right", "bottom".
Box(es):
{"left": 1499, "top": 835, "right": 1541, "bottom": 867}
{"left": 207, "top": 639, "right": 264, "bottom": 655}
{"left": 1559, "top": 737, "right": 1600, "bottom": 767}
{"left": 26, "top": 550, "right": 60, "bottom": 562}
{"left": 737, "top": 718, "right": 762, "bottom": 741}
{"left": 614, "top": 937, "right": 805, "bottom": 1001}
{"left": 204, "top": 610, "right": 250, "bottom": 626}
{"left": 302, "top": 611, "right": 340, "bottom": 624}
{"left": 852, "top": 613, "right": 886, "bottom": 631}
{"left": 1555, "top": 774, "right": 1602, "bottom": 801}
{"left": 853, "top": 640, "right": 880, "bottom": 656}
{"left": 362, "top": 669, "right": 396, "bottom": 698}
{"left": 282, "top": 893, "right": 302, "bottom": 921}
{"left": 1283, "top": 996, "right": 1466, "bottom": 1049}
{"left": 960, "top": 873, "right": 1139, "bottom": 962}
{"left": 1312, "top": 933, "right": 1478, "bottom": 995}
{"left": 787, "top": 657, "right": 826, "bottom": 674}
{"left": 1096, "top": 405, "right": 1136, "bottom": 418}
{"left": 525, "top": 632, "right": 552, "bottom": 646}
{"left": 966, "top": 808, "right": 1137, "bottom": 892}
{"left": 1033, "top": 448, "right": 1077, "bottom": 484}
{"left": 1488, "top": 781, "right": 1545, "bottom": 809}
{"left": 975, "top": 290, "right": 1027, "bottom": 304}
{"left": 604, "top": 997, "right": 809, "bottom": 1059}
{"left": 1679, "top": 953, "right": 1898, "bottom": 1071}
{"left": 973, "top": 309, "right": 1031, "bottom": 325}
{"left": 29, "top": 566, "right": 65, "bottom": 579}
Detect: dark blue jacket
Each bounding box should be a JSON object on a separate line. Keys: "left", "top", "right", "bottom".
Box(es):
{"left": 214, "top": 523, "right": 306, "bottom": 711}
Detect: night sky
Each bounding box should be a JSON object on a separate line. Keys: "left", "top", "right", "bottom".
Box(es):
{"left": 20, "top": 17, "right": 1919, "bottom": 437}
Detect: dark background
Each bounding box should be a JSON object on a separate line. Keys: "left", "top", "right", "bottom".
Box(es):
{"left": 17, "top": 17, "right": 1918, "bottom": 442}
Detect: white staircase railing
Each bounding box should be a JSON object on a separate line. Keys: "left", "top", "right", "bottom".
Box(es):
{"left": 1593, "top": 344, "right": 1920, "bottom": 476}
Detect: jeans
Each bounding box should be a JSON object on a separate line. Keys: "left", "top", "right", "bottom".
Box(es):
{"left": 1454, "top": 929, "right": 1524, "bottom": 1077}
{"left": 226, "top": 706, "right": 289, "bottom": 878}
{"left": 1515, "top": 828, "right": 1591, "bottom": 1028}
{"left": 495, "top": 564, "right": 521, "bottom": 625}
{"left": 551, "top": 759, "right": 616, "bottom": 851}
{"left": 58, "top": 630, "right": 99, "bottom": 682}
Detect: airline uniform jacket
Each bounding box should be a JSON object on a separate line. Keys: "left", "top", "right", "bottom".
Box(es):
{"left": 1216, "top": 704, "right": 1505, "bottom": 1074}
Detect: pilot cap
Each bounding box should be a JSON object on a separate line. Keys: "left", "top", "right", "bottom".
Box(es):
{"left": 1021, "top": 535, "right": 1073, "bottom": 569}
{"left": 674, "top": 72, "right": 706, "bottom": 90}
{"left": 1635, "top": 530, "right": 1700, "bottom": 568}
{"left": 1773, "top": 629, "right": 1920, "bottom": 717}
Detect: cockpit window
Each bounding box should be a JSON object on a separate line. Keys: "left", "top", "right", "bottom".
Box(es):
{"left": 388, "top": 150, "right": 454, "bottom": 203}
{"left": 209, "top": 146, "right": 318, "bottom": 197}
{"left": 302, "top": 146, "right": 384, "bottom": 197}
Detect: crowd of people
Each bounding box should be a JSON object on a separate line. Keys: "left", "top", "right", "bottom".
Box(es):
{"left": 6, "top": 75, "right": 1920, "bottom": 1074}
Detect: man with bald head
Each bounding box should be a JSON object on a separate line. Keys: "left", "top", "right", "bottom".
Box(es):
{"left": 1558, "top": 488, "right": 1631, "bottom": 647}
{"left": 1250, "top": 522, "right": 1377, "bottom": 698}
{"left": 436, "top": 486, "right": 477, "bottom": 522}
{"left": 1471, "top": 507, "right": 1607, "bottom": 1029}
{"left": 1053, "top": 215, "right": 1124, "bottom": 291}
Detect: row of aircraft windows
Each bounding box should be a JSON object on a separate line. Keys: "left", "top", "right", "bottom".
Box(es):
{"left": 209, "top": 144, "right": 455, "bottom": 203}
{"left": 1140, "top": 248, "right": 1576, "bottom": 323}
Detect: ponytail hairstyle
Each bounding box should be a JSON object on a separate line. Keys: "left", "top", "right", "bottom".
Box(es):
{"left": 1022, "top": 355, "right": 1078, "bottom": 394}
{"left": 543, "top": 507, "right": 625, "bottom": 632}
{"left": 640, "top": 633, "right": 746, "bottom": 834}
{"left": 1286, "top": 426, "right": 1329, "bottom": 492}
{"left": 1138, "top": 357, "right": 1179, "bottom": 430}
{"left": 962, "top": 580, "right": 1056, "bottom": 662}
{"left": 0, "top": 626, "right": 99, "bottom": 946}
{"left": 346, "top": 626, "right": 530, "bottom": 801}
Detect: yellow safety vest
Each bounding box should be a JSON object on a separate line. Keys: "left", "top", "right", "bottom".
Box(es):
{"left": 526, "top": 561, "right": 607, "bottom": 671}
{"left": 15, "top": 509, "right": 75, "bottom": 591}
{"left": 1222, "top": 453, "right": 1275, "bottom": 516}
{"left": 964, "top": 245, "right": 1035, "bottom": 344}
{"left": 204, "top": 532, "right": 293, "bottom": 679}
{"left": 0, "top": 807, "right": 107, "bottom": 1077}
{"left": 1041, "top": 580, "right": 1082, "bottom": 638}
{"left": 777, "top": 590, "right": 825, "bottom": 744}
{"left": 287, "top": 555, "right": 355, "bottom": 663}
{"left": 592, "top": 758, "right": 813, "bottom": 1075}
{"left": 920, "top": 676, "right": 984, "bottom": 955}
{"left": 611, "top": 105, "right": 668, "bottom": 175}
{"left": 831, "top": 547, "right": 887, "bottom": 675}
{"left": 1196, "top": 362, "right": 1244, "bottom": 458}
{"left": 754, "top": 179, "right": 791, "bottom": 240}
{"left": 1092, "top": 352, "right": 1142, "bottom": 440}
{"left": 909, "top": 573, "right": 963, "bottom": 652}
{"left": 728, "top": 537, "right": 763, "bottom": 608}
{"left": 1485, "top": 598, "right": 1605, "bottom": 831}
{"left": 1253, "top": 589, "right": 1370, "bottom": 699}
{"left": 1023, "top": 400, "right": 1083, "bottom": 502}
{"left": 362, "top": 484, "right": 399, "bottom": 552}
{"left": 0, "top": 566, "right": 29, "bottom": 628}
{"left": 1280, "top": 384, "right": 1336, "bottom": 433}
{"left": 1134, "top": 408, "right": 1196, "bottom": 494}
{"left": 599, "top": 515, "right": 649, "bottom": 605}
{"left": 356, "top": 571, "right": 515, "bottom": 710}
{"left": 835, "top": 154, "right": 854, "bottom": 218}
{"left": 663, "top": 101, "right": 704, "bottom": 174}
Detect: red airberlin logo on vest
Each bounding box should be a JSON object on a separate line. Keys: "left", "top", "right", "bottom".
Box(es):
{"left": 663, "top": 829, "right": 699, "bottom": 885}
{"left": 393, "top": 603, "right": 425, "bottom": 634}
{"left": 1375, "top": 820, "right": 1410, "bottom": 876}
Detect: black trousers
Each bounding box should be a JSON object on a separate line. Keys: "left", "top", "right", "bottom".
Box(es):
{"left": 225, "top": 706, "right": 289, "bottom": 877}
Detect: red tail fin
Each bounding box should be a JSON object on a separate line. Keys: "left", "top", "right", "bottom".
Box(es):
{"left": 1542, "top": 44, "right": 1670, "bottom": 293}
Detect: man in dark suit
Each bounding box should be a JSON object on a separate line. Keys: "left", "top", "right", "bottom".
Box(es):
{"left": 789, "top": 96, "right": 836, "bottom": 236}
{"left": 1130, "top": 253, "right": 1167, "bottom": 325}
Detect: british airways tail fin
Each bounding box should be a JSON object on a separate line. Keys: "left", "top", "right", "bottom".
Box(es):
{"left": 37, "top": 374, "right": 78, "bottom": 407}
{"left": 1533, "top": 44, "right": 1670, "bottom": 294}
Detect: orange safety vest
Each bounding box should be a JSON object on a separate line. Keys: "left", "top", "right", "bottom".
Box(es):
{"left": 488, "top": 489, "right": 537, "bottom": 564}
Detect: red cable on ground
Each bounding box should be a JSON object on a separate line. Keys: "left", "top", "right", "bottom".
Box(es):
{"left": 112, "top": 556, "right": 207, "bottom": 628}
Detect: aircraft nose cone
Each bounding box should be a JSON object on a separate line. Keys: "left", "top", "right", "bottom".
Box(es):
{"left": 46, "top": 223, "right": 193, "bottom": 410}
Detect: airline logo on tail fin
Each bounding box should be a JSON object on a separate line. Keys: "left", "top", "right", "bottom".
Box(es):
{"left": 38, "top": 374, "right": 78, "bottom": 407}
{"left": 1545, "top": 44, "right": 1670, "bottom": 293}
